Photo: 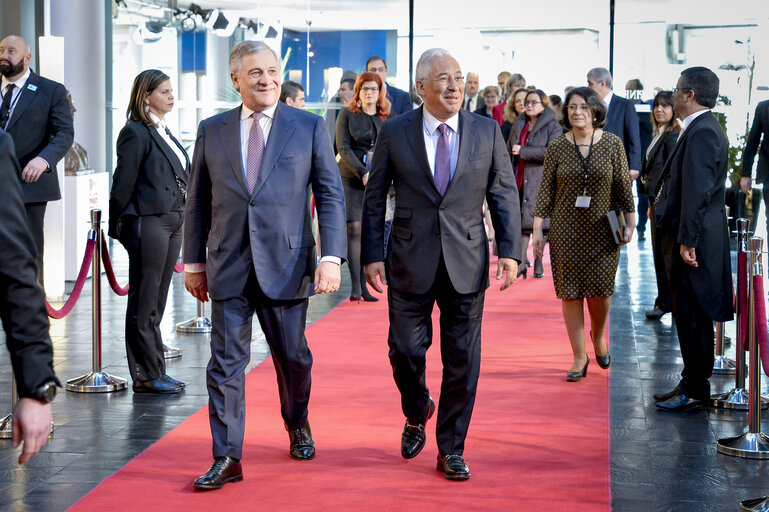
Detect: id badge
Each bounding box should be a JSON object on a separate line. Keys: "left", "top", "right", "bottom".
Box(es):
{"left": 575, "top": 195, "right": 591, "bottom": 208}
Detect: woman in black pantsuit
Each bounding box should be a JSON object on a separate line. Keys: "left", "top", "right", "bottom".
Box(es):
{"left": 336, "top": 71, "right": 391, "bottom": 302}
{"left": 108, "top": 69, "right": 189, "bottom": 394}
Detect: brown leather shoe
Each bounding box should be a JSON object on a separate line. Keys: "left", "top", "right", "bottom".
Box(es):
{"left": 193, "top": 457, "right": 243, "bottom": 490}
{"left": 288, "top": 423, "right": 315, "bottom": 461}
{"left": 401, "top": 397, "right": 435, "bottom": 459}
{"left": 437, "top": 454, "right": 471, "bottom": 481}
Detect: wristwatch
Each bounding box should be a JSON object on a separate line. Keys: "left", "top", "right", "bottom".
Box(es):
{"left": 31, "top": 381, "right": 57, "bottom": 403}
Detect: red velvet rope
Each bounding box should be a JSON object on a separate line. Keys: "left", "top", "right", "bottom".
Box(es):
{"left": 174, "top": 262, "right": 184, "bottom": 273}
{"left": 101, "top": 233, "right": 130, "bottom": 296}
{"left": 752, "top": 275, "right": 769, "bottom": 375}
{"left": 739, "top": 252, "right": 749, "bottom": 351}
{"left": 45, "top": 239, "right": 95, "bottom": 319}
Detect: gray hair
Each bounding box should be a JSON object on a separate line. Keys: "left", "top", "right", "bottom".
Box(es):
{"left": 415, "top": 48, "right": 454, "bottom": 82}
{"left": 587, "top": 67, "right": 612, "bottom": 89}
{"left": 229, "top": 40, "right": 280, "bottom": 75}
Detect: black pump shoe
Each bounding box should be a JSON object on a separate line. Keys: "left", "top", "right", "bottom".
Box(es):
{"left": 566, "top": 357, "right": 589, "bottom": 382}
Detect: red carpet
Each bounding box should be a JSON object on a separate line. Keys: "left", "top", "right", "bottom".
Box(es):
{"left": 69, "top": 248, "right": 609, "bottom": 511}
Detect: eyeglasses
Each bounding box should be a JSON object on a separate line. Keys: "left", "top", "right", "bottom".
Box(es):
{"left": 567, "top": 104, "right": 591, "bottom": 113}
{"left": 361, "top": 86, "right": 379, "bottom": 93}
{"left": 524, "top": 100, "right": 541, "bottom": 107}
{"left": 672, "top": 87, "right": 692, "bottom": 94}
{"left": 368, "top": 66, "right": 386, "bottom": 73}
{"left": 428, "top": 75, "right": 464, "bottom": 85}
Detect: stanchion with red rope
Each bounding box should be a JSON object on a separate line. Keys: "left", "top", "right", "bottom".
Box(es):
{"left": 45, "top": 239, "right": 95, "bottom": 319}
{"left": 65, "top": 209, "right": 128, "bottom": 393}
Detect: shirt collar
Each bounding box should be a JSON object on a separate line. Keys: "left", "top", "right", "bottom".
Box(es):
{"left": 149, "top": 111, "right": 166, "bottom": 130}
{"left": 1, "top": 68, "right": 31, "bottom": 91}
{"left": 242, "top": 102, "right": 278, "bottom": 121}
{"left": 422, "top": 107, "right": 459, "bottom": 135}
{"left": 602, "top": 90, "right": 613, "bottom": 108}
{"left": 680, "top": 108, "right": 710, "bottom": 132}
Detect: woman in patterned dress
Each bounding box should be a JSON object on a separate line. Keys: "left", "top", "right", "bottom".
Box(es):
{"left": 533, "top": 87, "right": 635, "bottom": 381}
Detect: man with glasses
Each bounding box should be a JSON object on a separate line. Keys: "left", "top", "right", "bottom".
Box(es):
{"left": 653, "top": 67, "right": 733, "bottom": 411}
{"left": 362, "top": 48, "right": 520, "bottom": 480}
{"left": 365, "top": 56, "right": 412, "bottom": 116}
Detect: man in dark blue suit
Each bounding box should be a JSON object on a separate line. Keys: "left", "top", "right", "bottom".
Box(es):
{"left": 740, "top": 99, "right": 769, "bottom": 235}
{"left": 184, "top": 41, "right": 347, "bottom": 490}
{"left": 366, "top": 56, "right": 413, "bottom": 116}
{"left": 0, "top": 35, "right": 73, "bottom": 286}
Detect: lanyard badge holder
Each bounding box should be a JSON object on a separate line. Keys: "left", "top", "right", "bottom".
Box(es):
{"left": 574, "top": 131, "right": 595, "bottom": 209}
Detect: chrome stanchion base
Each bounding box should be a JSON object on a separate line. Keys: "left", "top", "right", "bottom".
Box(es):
{"left": 713, "top": 355, "right": 736, "bottom": 375}
{"left": 0, "top": 413, "right": 11, "bottom": 439}
{"left": 742, "top": 497, "right": 769, "bottom": 511}
{"left": 711, "top": 388, "right": 769, "bottom": 410}
{"left": 163, "top": 344, "right": 182, "bottom": 359}
{"left": 718, "top": 432, "right": 769, "bottom": 458}
{"left": 175, "top": 316, "right": 212, "bottom": 333}
{"left": 66, "top": 372, "right": 128, "bottom": 393}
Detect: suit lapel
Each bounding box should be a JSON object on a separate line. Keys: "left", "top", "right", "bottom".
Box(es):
{"left": 6, "top": 71, "right": 40, "bottom": 131}
{"left": 405, "top": 107, "right": 438, "bottom": 195}
{"left": 217, "top": 107, "right": 249, "bottom": 196}
{"left": 252, "top": 102, "right": 294, "bottom": 199}
{"left": 449, "top": 110, "right": 474, "bottom": 194}
{"left": 148, "top": 127, "right": 187, "bottom": 181}
{"left": 167, "top": 130, "right": 190, "bottom": 175}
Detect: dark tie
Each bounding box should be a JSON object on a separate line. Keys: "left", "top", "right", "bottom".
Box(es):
{"left": 246, "top": 112, "right": 265, "bottom": 194}
{"left": 435, "top": 123, "right": 451, "bottom": 196}
{"left": 1, "top": 84, "right": 15, "bottom": 126}
{"left": 465, "top": 98, "right": 472, "bottom": 110}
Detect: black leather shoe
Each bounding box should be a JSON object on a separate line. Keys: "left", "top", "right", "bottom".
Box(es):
{"left": 653, "top": 385, "right": 681, "bottom": 402}
{"left": 437, "top": 454, "right": 471, "bottom": 481}
{"left": 566, "top": 357, "right": 589, "bottom": 382}
{"left": 132, "top": 378, "right": 181, "bottom": 394}
{"left": 401, "top": 397, "right": 435, "bottom": 459}
{"left": 288, "top": 423, "right": 315, "bottom": 461}
{"left": 161, "top": 374, "right": 185, "bottom": 388}
{"left": 656, "top": 393, "right": 707, "bottom": 411}
{"left": 596, "top": 353, "right": 611, "bottom": 369}
{"left": 533, "top": 258, "right": 544, "bottom": 278}
{"left": 193, "top": 456, "right": 243, "bottom": 490}
{"left": 645, "top": 306, "right": 669, "bottom": 320}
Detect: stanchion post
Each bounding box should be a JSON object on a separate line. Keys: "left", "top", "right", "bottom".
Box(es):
{"left": 713, "top": 320, "right": 735, "bottom": 374}
{"left": 717, "top": 236, "right": 769, "bottom": 457}
{"left": 175, "top": 299, "right": 212, "bottom": 334}
{"left": 66, "top": 209, "right": 128, "bottom": 393}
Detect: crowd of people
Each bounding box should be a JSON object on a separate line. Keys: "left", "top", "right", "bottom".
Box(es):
{"left": 1, "top": 30, "right": 764, "bottom": 490}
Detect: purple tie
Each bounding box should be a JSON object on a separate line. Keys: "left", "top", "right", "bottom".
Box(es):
{"left": 246, "top": 112, "right": 265, "bottom": 194}
{"left": 435, "top": 123, "right": 451, "bottom": 196}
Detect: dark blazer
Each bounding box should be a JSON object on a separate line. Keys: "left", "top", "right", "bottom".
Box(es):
{"left": 184, "top": 102, "right": 347, "bottom": 301}
{"left": 335, "top": 107, "right": 384, "bottom": 181}
{"left": 386, "top": 85, "right": 413, "bottom": 116}
{"left": 654, "top": 112, "right": 732, "bottom": 321}
{"left": 108, "top": 121, "right": 190, "bottom": 239}
{"left": 741, "top": 99, "right": 769, "bottom": 184}
{"left": 604, "top": 94, "right": 641, "bottom": 171}
{"left": 361, "top": 107, "right": 521, "bottom": 295}
{"left": 641, "top": 129, "right": 679, "bottom": 197}
{"left": 0, "top": 131, "right": 59, "bottom": 397}
{"left": 474, "top": 103, "right": 492, "bottom": 118}
{"left": 3, "top": 70, "right": 74, "bottom": 203}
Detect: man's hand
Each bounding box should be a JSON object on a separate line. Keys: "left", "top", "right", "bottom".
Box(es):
{"left": 364, "top": 262, "right": 387, "bottom": 293}
{"left": 185, "top": 271, "right": 209, "bottom": 302}
{"left": 496, "top": 257, "right": 518, "bottom": 291}
{"left": 314, "top": 261, "right": 341, "bottom": 294}
{"left": 12, "top": 398, "right": 52, "bottom": 465}
{"left": 741, "top": 176, "right": 752, "bottom": 195}
{"left": 511, "top": 144, "right": 521, "bottom": 156}
{"left": 21, "top": 157, "right": 49, "bottom": 183}
{"left": 680, "top": 244, "right": 698, "bottom": 267}
{"left": 362, "top": 173, "right": 369, "bottom": 186}
{"left": 629, "top": 169, "right": 640, "bottom": 181}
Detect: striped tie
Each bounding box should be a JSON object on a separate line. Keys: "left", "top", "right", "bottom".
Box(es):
{"left": 246, "top": 112, "right": 265, "bottom": 193}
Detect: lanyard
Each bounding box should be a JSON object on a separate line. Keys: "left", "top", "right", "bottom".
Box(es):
{"left": 573, "top": 129, "right": 595, "bottom": 194}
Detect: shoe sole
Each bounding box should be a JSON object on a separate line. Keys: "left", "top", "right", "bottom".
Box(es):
{"left": 289, "top": 451, "right": 315, "bottom": 461}
{"left": 655, "top": 402, "right": 706, "bottom": 412}
{"left": 193, "top": 474, "right": 243, "bottom": 490}
{"left": 132, "top": 387, "right": 181, "bottom": 394}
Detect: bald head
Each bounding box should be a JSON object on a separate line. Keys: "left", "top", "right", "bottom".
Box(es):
{"left": 0, "top": 35, "right": 31, "bottom": 80}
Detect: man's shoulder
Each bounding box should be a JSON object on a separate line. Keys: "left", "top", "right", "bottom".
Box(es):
{"left": 389, "top": 85, "right": 410, "bottom": 100}
{"left": 201, "top": 107, "right": 239, "bottom": 127}
{"left": 28, "top": 72, "right": 66, "bottom": 95}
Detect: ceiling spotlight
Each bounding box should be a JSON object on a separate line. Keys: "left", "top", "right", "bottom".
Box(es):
{"left": 133, "top": 21, "right": 164, "bottom": 45}
{"left": 204, "top": 9, "right": 237, "bottom": 37}
{"left": 180, "top": 14, "right": 196, "bottom": 33}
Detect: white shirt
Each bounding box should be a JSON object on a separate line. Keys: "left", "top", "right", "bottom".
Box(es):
{"left": 679, "top": 109, "right": 710, "bottom": 139}
{"left": 1, "top": 68, "right": 31, "bottom": 125}
{"left": 464, "top": 94, "right": 479, "bottom": 111}
{"left": 602, "top": 91, "right": 613, "bottom": 109}
{"left": 422, "top": 108, "right": 459, "bottom": 181}
{"left": 646, "top": 127, "right": 665, "bottom": 160}
{"left": 148, "top": 112, "right": 187, "bottom": 170}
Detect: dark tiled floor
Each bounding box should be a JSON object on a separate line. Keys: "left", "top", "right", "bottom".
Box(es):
{"left": 3, "top": 233, "right": 769, "bottom": 510}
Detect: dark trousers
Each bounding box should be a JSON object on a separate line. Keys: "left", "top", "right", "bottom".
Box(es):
{"left": 387, "top": 255, "right": 485, "bottom": 456}
{"left": 650, "top": 206, "right": 672, "bottom": 311}
{"left": 208, "top": 268, "right": 312, "bottom": 460}
{"left": 24, "top": 202, "right": 47, "bottom": 287}
{"left": 666, "top": 253, "right": 714, "bottom": 400}
{"left": 121, "top": 212, "right": 183, "bottom": 382}
{"left": 636, "top": 185, "right": 649, "bottom": 235}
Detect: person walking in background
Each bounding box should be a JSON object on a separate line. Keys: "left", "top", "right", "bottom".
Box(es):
{"left": 184, "top": 41, "right": 346, "bottom": 490}
{"left": 625, "top": 79, "right": 653, "bottom": 241}
{"left": 653, "top": 67, "right": 733, "bottom": 411}
{"left": 280, "top": 80, "right": 306, "bottom": 109}
{"left": 336, "top": 71, "right": 391, "bottom": 302}
{"left": 533, "top": 87, "right": 635, "bottom": 382}
{"left": 493, "top": 74, "right": 526, "bottom": 126}
{"left": 740, "top": 98, "right": 769, "bottom": 235}
{"left": 325, "top": 72, "right": 356, "bottom": 153}
{"left": 362, "top": 48, "right": 520, "bottom": 481}
{"left": 507, "top": 89, "right": 562, "bottom": 279}
{"left": 475, "top": 85, "right": 500, "bottom": 118}
{"left": 366, "top": 56, "right": 412, "bottom": 116}
{"left": 641, "top": 91, "right": 679, "bottom": 321}
{"left": 108, "top": 69, "right": 189, "bottom": 394}
{"left": 500, "top": 87, "right": 528, "bottom": 144}
{"left": 463, "top": 72, "right": 480, "bottom": 111}
{"left": 0, "top": 35, "right": 73, "bottom": 288}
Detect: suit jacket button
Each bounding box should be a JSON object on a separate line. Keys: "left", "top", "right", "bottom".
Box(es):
{"left": 249, "top": 201, "right": 255, "bottom": 206}
{"left": 439, "top": 206, "right": 445, "bottom": 210}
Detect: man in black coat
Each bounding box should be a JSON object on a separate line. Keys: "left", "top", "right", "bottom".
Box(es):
{"left": 653, "top": 66, "right": 733, "bottom": 411}
{"left": 366, "top": 56, "right": 413, "bottom": 116}
{"left": 740, "top": 99, "right": 769, "bottom": 235}
{"left": 0, "top": 35, "right": 74, "bottom": 286}
{"left": 362, "top": 48, "right": 520, "bottom": 480}
{"left": 0, "top": 130, "right": 60, "bottom": 464}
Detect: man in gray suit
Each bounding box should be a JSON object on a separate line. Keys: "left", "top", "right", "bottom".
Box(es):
{"left": 184, "top": 41, "right": 346, "bottom": 490}
{"left": 362, "top": 48, "right": 521, "bottom": 481}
